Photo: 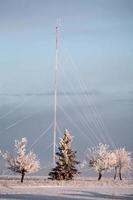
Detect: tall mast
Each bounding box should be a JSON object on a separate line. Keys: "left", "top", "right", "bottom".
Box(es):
{"left": 53, "top": 25, "right": 59, "bottom": 167}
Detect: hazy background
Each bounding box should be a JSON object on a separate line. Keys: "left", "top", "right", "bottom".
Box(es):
{"left": 0, "top": 0, "right": 133, "bottom": 176}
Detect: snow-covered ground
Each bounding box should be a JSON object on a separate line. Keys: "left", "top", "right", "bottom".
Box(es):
{"left": 0, "top": 177, "right": 133, "bottom": 200}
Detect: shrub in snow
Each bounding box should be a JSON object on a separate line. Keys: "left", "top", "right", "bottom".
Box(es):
{"left": 0, "top": 137, "right": 40, "bottom": 183}
{"left": 113, "top": 148, "right": 132, "bottom": 180}
{"left": 85, "top": 143, "right": 111, "bottom": 180}
{"left": 49, "top": 129, "right": 80, "bottom": 180}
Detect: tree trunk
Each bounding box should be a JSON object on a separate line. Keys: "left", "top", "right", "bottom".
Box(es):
{"left": 119, "top": 168, "right": 122, "bottom": 180}
{"left": 21, "top": 170, "right": 25, "bottom": 183}
{"left": 114, "top": 167, "right": 117, "bottom": 180}
{"left": 98, "top": 171, "right": 102, "bottom": 181}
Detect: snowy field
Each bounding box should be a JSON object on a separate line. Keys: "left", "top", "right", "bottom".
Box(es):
{"left": 0, "top": 177, "right": 133, "bottom": 200}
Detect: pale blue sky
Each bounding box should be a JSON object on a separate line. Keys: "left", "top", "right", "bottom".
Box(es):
{"left": 0, "top": 0, "right": 133, "bottom": 93}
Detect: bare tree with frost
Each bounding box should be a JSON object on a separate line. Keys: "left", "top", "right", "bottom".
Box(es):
{"left": 113, "top": 148, "right": 132, "bottom": 180}
{"left": 0, "top": 138, "right": 40, "bottom": 183}
{"left": 83, "top": 143, "right": 132, "bottom": 181}
{"left": 85, "top": 143, "right": 111, "bottom": 180}
{"left": 49, "top": 129, "right": 80, "bottom": 180}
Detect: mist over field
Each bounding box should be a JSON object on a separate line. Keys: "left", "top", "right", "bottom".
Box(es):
{"left": 0, "top": 87, "right": 133, "bottom": 175}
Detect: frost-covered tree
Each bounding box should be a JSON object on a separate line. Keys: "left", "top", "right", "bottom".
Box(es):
{"left": 85, "top": 143, "right": 111, "bottom": 180}
{"left": 0, "top": 138, "right": 40, "bottom": 183}
{"left": 49, "top": 129, "right": 80, "bottom": 180}
{"left": 83, "top": 144, "right": 132, "bottom": 181}
{"left": 113, "top": 148, "right": 132, "bottom": 180}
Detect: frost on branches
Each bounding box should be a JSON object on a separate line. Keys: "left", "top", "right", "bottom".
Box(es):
{"left": 83, "top": 143, "right": 132, "bottom": 181}
{"left": 85, "top": 143, "right": 111, "bottom": 180}
{"left": 113, "top": 148, "right": 132, "bottom": 180}
{"left": 1, "top": 138, "right": 40, "bottom": 183}
{"left": 49, "top": 129, "right": 80, "bottom": 180}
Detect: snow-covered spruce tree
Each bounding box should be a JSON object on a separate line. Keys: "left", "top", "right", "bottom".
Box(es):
{"left": 49, "top": 129, "right": 80, "bottom": 180}
{"left": 113, "top": 148, "right": 132, "bottom": 180}
{"left": 85, "top": 143, "right": 111, "bottom": 180}
{"left": 1, "top": 138, "right": 40, "bottom": 183}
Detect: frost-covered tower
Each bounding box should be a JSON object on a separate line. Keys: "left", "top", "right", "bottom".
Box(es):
{"left": 49, "top": 130, "right": 80, "bottom": 180}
